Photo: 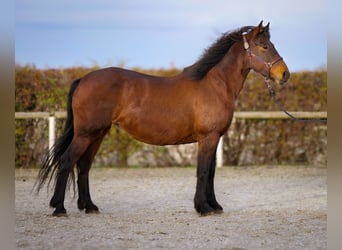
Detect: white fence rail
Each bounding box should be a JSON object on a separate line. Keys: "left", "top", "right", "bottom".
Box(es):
{"left": 15, "top": 111, "right": 67, "bottom": 150}
{"left": 15, "top": 111, "right": 327, "bottom": 167}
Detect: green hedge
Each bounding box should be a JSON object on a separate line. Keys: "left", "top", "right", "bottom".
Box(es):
{"left": 15, "top": 65, "right": 327, "bottom": 167}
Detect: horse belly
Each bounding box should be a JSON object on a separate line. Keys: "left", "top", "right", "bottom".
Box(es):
{"left": 116, "top": 107, "right": 196, "bottom": 146}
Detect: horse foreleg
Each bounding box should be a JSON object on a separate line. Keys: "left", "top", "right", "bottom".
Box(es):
{"left": 194, "top": 133, "right": 221, "bottom": 215}
{"left": 206, "top": 154, "right": 223, "bottom": 212}
{"left": 50, "top": 136, "right": 90, "bottom": 216}
{"left": 77, "top": 131, "right": 108, "bottom": 214}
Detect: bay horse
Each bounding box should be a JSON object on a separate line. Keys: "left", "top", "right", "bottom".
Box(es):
{"left": 36, "top": 21, "right": 290, "bottom": 216}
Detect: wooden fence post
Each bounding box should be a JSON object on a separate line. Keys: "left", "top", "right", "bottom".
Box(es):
{"left": 216, "top": 136, "right": 223, "bottom": 168}
{"left": 48, "top": 116, "right": 55, "bottom": 150}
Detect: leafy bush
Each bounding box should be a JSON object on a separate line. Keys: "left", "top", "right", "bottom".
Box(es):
{"left": 15, "top": 65, "right": 327, "bottom": 167}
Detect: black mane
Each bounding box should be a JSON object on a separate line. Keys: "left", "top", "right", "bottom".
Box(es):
{"left": 183, "top": 26, "right": 255, "bottom": 80}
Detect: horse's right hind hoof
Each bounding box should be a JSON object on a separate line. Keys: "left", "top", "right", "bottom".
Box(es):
{"left": 85, "top": 209, "right": 100, "bottom": 214}
{"left": 52, "top": 208, "right": 67, "bottom": 217}
{"left": 85, "top": 203, "right": 99, "bottom": 214}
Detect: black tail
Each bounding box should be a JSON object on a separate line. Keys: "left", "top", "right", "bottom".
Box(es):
{"left": 35, "top": 78, "right": 81, "bottom": 193}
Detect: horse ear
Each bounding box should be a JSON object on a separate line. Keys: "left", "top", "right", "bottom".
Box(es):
{"left": 250, "top": 21, "right": 263, "bottom": 37}
{"left": 257, "top": 21, "right": 264, "bottom": 33}
{"left": 264, "top": 22, "right": 270, "bottom": 31}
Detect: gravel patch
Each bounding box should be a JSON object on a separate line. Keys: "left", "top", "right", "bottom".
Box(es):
{"left": 15, "top": 166, "right": 326, "bottom": 249}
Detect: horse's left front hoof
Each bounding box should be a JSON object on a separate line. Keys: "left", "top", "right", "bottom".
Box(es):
{"left": 208, "top": 200, "right": 223, "bottom": 212}
{"left": 213, "top": 208, "right": 223, "bottom": 214}
{"left": 200, "top": 208, "right": 223, "bottom": 216}
{"left": 200, "top": 210, "right": 216, "bottom": 216}
{"left": 195, "top": 201, "right": 215, "bottom": 215}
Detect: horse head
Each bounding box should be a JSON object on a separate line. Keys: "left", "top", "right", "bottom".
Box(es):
{"left": 242, "top": 21, "right": 290, "bottom": 85}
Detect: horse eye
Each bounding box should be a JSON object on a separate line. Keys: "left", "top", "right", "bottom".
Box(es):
{"left": 260, "top": 43, "right": 269, "bottom": 50}
{"left": 254, "top": 42, "right": 269, "bottom": 50}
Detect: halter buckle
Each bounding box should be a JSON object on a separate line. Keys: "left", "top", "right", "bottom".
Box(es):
{"left": 242, "top": 32, "right": 250, "bottom": 50}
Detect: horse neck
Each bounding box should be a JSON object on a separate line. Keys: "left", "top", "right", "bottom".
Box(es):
{"left": 208, "top": 42, "right": 250, "bottom": 99}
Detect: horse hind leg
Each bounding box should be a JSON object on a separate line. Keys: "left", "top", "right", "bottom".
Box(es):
{"left": 77, "top": 129, "right": 109, "bottom": 214}
{"left": 50, "top": 136, "right": 91, "bottom": 216}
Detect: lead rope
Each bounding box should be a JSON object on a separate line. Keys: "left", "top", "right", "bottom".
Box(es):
{"left": 264, "top": 78, "right": 327, "bottom": 123}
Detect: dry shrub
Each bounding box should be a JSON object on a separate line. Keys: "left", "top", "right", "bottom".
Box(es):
{"left": 15, "top": 66, "right": 326, "bottom": 167}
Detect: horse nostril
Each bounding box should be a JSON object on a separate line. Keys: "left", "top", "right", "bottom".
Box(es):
{"left": 283, "top": 71, "right": 290, "bottom": 82}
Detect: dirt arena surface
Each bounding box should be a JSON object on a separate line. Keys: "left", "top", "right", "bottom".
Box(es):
{"left": 15, "top": 166, "right": 326, "bottom": 249}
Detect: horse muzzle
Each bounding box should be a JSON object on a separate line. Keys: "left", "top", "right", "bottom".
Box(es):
{"left": 270, "top": 62, "right": 290, "bottom": 85}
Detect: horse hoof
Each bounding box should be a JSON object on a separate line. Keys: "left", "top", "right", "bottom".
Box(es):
{"left": 200, "top": 210, "right": 216, "bottom": 217}
{"left": 200, "top": 208, "right": 223, "bottom": 216}
{"left": 52, "top": 209, "right": 67, "bottom": 217}
{"left": 195, "top": 202, "right": 215, "bottom": 216}
{"left": 85, "top": 208, "right": 99, "bottom": 214}
{"left": 214, "top": 209, "right": 223, "bottom": 214}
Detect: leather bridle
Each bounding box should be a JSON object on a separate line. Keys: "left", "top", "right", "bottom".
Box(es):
{"left": 242, "top": 31, "right": 283, "bottom": 81}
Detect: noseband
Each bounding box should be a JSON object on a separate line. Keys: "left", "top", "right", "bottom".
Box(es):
{"left": 242, "top": 32, "right": 283, "bottom": 81}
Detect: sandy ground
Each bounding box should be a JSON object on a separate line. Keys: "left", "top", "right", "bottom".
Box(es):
{"left": 15, "top": 166, "right": 326, "bottom": 249}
